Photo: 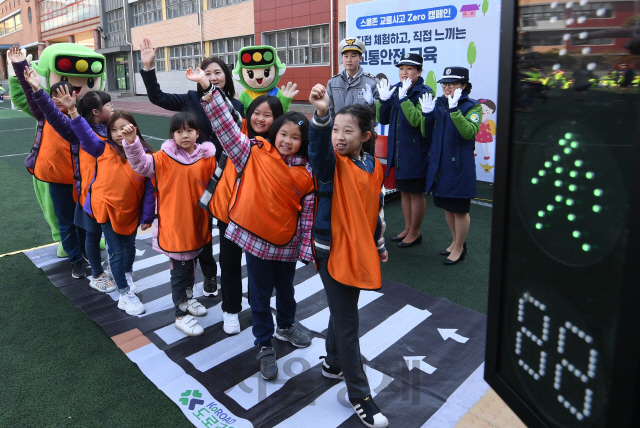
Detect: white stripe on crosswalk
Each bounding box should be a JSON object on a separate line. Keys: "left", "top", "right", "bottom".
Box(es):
{"left": 298, "top": 290, "right": 383, "bottom": 334}
{"left": 133, "top": 254, "right": 169, "bottom": 271}
{"left": 273, "top": 365, "right": 391, "bottom": 428}
{"left": 360, "top": 305, "right": 432, "bottom": 360}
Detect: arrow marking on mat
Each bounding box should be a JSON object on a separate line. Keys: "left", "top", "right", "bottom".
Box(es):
{"left": 403, "top": 356, "right": 437, "bottom": 374}
{"left": 438, "top": 328, "right": 469, "bottom": 343}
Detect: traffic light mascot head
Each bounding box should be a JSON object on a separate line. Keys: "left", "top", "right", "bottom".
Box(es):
{"left": 33, "top": 43, "right": 106, "bottom": 98}
{"left": 232, "top": 45, "right": 292, "bottom": 114}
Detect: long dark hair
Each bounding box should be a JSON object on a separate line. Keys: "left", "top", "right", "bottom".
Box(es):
{"left": 335, "top": 104, "right": 377, "bottom": 156}
{"left": 107, "top": 111, "right": 154, "bottom": 163}
{"left": 169, "top": 112, "right": 200, "bottom": 137}
{"left": 268, "top": 112, "right": 310, "bottom": 160}
{"left": 198, "top": 57, "right": 235, "bottom": 99}
{"left": 77, "top": 90, "right": 111, "bottom": 122}
{"left": 246, "top": 95, "right": 284, "bottom": 139}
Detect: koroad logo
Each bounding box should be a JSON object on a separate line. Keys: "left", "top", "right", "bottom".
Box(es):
{"left": 180, "top": 391, "right": 238, "bottom": 426}
{"left": 179, "top": 389, "right": 204, "bottom": 410}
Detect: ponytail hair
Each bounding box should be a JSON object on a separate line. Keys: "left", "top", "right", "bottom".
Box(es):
{"left": 107, "top": 111, "right": 154, "bottom": 163}
{"left": 335, "top": 104, "right": 377, "bottom": 156}
{"left": 77, "top": 90, "right": 111, "bottom": 122}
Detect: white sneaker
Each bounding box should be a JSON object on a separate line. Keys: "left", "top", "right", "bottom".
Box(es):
{"left": 118, "top": 291, "right": 146, "bottom": 315}
{"left": 186, "top": 298, "right": 207, "bottom": 316}
{"left": 223, "top": 311, "right": 241, "bottom": 335}
{"left": 175, "top": 315, "right": 204, "bottom": 336}
{"left": 125, "top": 271, "right": 137, "bottom": 294}
{"left": 89, "top": 273, "right": 117, "bottom": 293}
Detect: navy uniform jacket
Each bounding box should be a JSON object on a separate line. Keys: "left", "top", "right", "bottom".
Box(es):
{"left": 376, "top": 76, "right": 433, "bottom": 180}
{"left": 422, "top": 93, "right": 482, "bottom": 199}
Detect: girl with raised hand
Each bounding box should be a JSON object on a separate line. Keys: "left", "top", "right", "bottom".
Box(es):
{"left": 199, "top": 93, "right": 285, "bottom": 336}
{"left": 55, "top": 86, "right": 154, "bottom": 315}
{"left": 408, "top": 66, "right": 482, "bottom": 265}
{"left": 376, "top": 53, "right": 433, "bottom": 248}
{"left": 23, "top": 66, "right": 116, "bottom": 293}
{"left": 122, "top": 113, "right": 217, "bottom": 336}
{"left": 8, "top": 46, "right": 86, "bottom": 280}
{"left": 308, "top": 84, "right": 389, "bottom": 428}
{"left": 197, "top": 71, "right": 314, "bottom": 382}
{"left": 138, "top": 38, "right": 243, "bottom": 299}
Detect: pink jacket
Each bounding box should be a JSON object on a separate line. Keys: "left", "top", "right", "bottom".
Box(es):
{"left": 123, "top": 137, "right": 216, "bottom": 261}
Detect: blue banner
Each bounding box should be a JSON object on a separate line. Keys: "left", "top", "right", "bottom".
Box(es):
{"left": 355, "top": 6, "right": 458, "bottom": 30}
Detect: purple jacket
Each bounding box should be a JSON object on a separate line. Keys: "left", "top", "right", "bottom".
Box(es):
{"left": 69, "top": 116, "right": 155, "bottom": 226}
{"left": 31, "top": 89, "right": 83, "bottom": 196}
{"left": 11, "top": 60, "right": 44, "bottom": 122}
{"left": 123, "top": 137, "right": 216, "bottom": 261}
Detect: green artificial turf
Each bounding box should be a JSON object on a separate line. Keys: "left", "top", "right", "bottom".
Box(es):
{"left": 0, "top": 254, "right": 193, "bottom": 427}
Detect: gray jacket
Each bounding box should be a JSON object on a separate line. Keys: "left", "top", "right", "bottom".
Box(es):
{"left": 327, "top": 67, "right": 380, "bottom": 119}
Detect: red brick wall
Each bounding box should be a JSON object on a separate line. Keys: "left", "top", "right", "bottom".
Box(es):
{"left": 254, "top": 0, "right": 333, "bottom": 101}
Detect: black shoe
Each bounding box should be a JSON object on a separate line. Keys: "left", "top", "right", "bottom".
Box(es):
{"left": 390, "top": 234, "right": 407, "bottom": 242}
{"left": 320, "top": 356, "right": 344, "bottom": 379}
{"left": 444, "top": 248, "right": 467, "bottom": 265}
{"left": 397, "top": 234, "right": 422, "bottom": 248}
{"left": 350, "top": 395, "right": 389, "bottom": 427}
{"left": 71, "top": 260, "right": 87, "bottom": 279}
{"left": 257, "top": 346, "right": 278, "bottom": 380}
{"left": 440, "top": 241, "right": 467, "bottom": 256}
{"left": 203, "top": 276, "right": 218, "bottom": 297}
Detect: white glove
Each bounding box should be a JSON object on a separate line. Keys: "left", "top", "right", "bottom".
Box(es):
{"left": 377, "top": 79, "right": 396, "bottom": 101}
{"left": 448, "top": 88, "right": 463, "bottom": 109}
{"left": 363, "top": 84, "right": 374, "bottom": 104}
{"left": 419, "top": 93, "right": 436, "bottom": 114}
{"left": 398, "top": 78, "right": 413, "bottom": 100}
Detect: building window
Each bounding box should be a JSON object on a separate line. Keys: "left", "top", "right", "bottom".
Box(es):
{"left": 264, "top": 25, "right": 330, "bottom": 66}
{"left": 166, "top": 0, "right": 198, "bottom": 20}
{"left": 0, "top": 13, "right": 22, "bottom": 37}
{"left": 209, "top": 35, "right": 254, "bottom": 69}
{"left": 207, "top": 0, "right": 248, "bottom": 9}
{"left": 570, "top": 1, "right": 614, "bottom": 19}
{"left": 104, "top": 8, "right": 125, "bottom": 48}
{"left": 338, "top": 21, "right": 346, "bottom": 41}
{"left": 132, "top": 0, "right": 162, "bottom": 27}
{"left": 28, "top": 7, "right": 32, "bottom": 23}
{"left": 39, "top": 0, "right": 101, "bottom": 32}
{"left": 169, "top": 43, "right": 201, "bottom": 71}
{"left": 133, "top": 47, "right": 166, "bottom": 73}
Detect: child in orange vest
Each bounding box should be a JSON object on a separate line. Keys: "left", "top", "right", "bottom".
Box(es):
{"left": 123, "top": 113, "right": 217, "bottom": 336}
{"left": 198, "top": 73, "right": 314, "bottom": 381}
{"left": 55, "top": 86, "right": 155, "bottom": 315}
{"left": 308, "top": 84, "right": 389, "bottom": 428}
{"left": 200, "top": 94, "right": 285, "bottom": 336}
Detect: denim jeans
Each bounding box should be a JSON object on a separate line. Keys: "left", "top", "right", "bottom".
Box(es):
{"left": 102, "top": 221, "right": 136, "bottom": 294}
{"left": 85, "top": 229, "right": 105, "bottom": 278}
{"left": 48, "top": 183, "right": 84, "bottom": 264}
{"left": 245, "top": 253, "right": 297, "bottom": 347}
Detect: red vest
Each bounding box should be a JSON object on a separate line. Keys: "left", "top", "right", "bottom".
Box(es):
{"left": 91, "top": 144, "right": 147, "bottom": 236}
{"left": 154, "top": 150, "right": 216, "bottom": 253}
{"left": 326, "top": 154, "right": 384, "bottom": 290}
{"left": 228, "top": 138, "right": 314, "bottom": 246}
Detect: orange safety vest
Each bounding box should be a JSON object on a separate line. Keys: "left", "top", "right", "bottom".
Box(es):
{"left": 78, "top": 134, "right": 105, "bottom": 208}
{"left": 31, "top": 121, "right": 75, "bottom": 185}
{"left": 154, "top": 150, "right": 216, "bottom": 253}
{"left": 325, "top": 154, "right": 384, "bottom": 290}
{"left": 208, "top": 160, "right": 237, "bottom": 224}
{"left": 90, "top": 144, "right": 147, "bottom": 236}
{"left": 228, "top": 138, "right": 314, "bottom": 246}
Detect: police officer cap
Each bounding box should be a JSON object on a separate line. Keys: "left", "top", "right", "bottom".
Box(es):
{"left": 339, "top": 38, "right": 366, "bottom": 55}
{"left": 396, "top": 53, "right": 423, "bottom": 67}
{"left": 438, "top": 66, "right": 470, "bottom": 83}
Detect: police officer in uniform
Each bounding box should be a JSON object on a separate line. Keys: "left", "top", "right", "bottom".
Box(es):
{"left": 327, "top": 37, "right": 380, "bottom": 120}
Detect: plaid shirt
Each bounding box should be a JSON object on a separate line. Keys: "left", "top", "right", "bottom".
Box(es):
{"left": 202, "top": 91, "right": 314, "bottom": 263}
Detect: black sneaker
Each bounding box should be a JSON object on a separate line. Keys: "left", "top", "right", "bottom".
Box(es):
{"left": 256, "top": 346, "right": 278, "bottom": 380}
{"left": 320, "top": 356, "right": 344, "bottom": 379}
{"left": 203, "top": 276, "right": 218, "bottom": 297}
{"left": 274, "top": 325, "right": 312, "bottom": 347}
{"left": 350, "top": 395, "right": 389, "bottom": 428}
{"left": 71, "top": 260, "right": 87, "bottom": 279}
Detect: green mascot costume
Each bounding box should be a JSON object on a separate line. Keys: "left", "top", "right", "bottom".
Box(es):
{"left": 233, "top": 45, "right": 294, "bottom": 115}
{"left": 8, "top": 43, "right": 107, "bottom": 256}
